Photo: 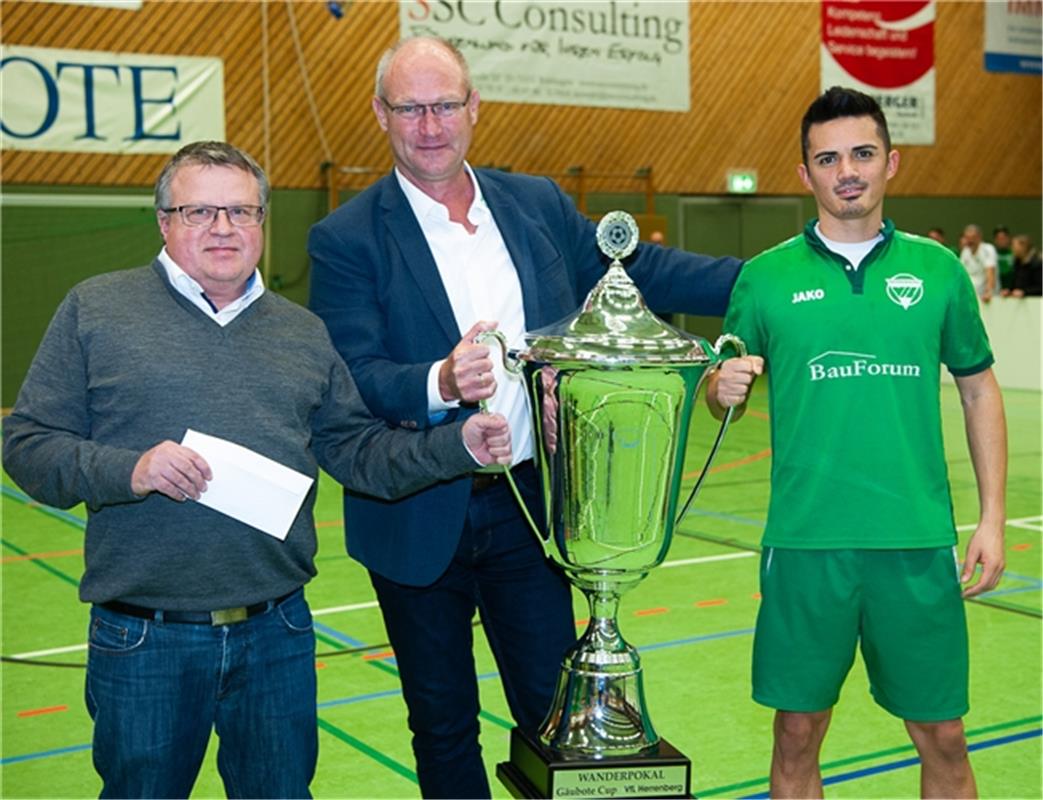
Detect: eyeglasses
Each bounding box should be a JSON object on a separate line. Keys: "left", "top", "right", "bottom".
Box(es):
{"left": 380, "top": 91, "right": 472, "bottom": 120}
{"left": 161, "top": 204, "right": 266, "bottom": 227}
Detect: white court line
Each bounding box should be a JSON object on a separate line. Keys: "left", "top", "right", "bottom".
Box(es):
{"left": 14, "top": 519, "right": 1039, "bottom": 659}
{"left": 310, "top": 600, "right": 379, "bottom": 617}
{"left": 660, "top": 551, "right": 756, "bottom": 568}
{"left": 958, "top": 515, "right": 1042, "bottom": 533}
{"left": 12, "top": 643, "right": 87, "bottom": 659}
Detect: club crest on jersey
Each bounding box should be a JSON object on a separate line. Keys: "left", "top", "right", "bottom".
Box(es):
{"left": 792, "top": 288, "right": 825, "bottom": 304}
{"left": 885, "top": 273, "right": 924, "bottom": 310}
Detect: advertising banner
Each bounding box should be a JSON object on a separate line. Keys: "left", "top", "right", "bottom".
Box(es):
{"left": 820, "top": 1, "right": 935, "bottom": 145}
{"left": 398, "top": 0, "right": 690, "bottom": 111}
{"left": 1, "top": 45, "right": 224, "bottom": 154}
{"left": 984, "top": 1, "right": 1042, "bottom": 75}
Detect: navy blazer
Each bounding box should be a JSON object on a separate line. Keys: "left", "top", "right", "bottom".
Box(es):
{"left": 308, "top": 169, "right": 742, "bottom": 586}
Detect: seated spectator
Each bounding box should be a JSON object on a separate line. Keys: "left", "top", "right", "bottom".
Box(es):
{"left": 1011, "top": 235, "right": 1042, "bottom": 297}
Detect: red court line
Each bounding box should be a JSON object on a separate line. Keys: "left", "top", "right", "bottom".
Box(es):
{"left": 315, "top": 661, "right": 328, "bottom": 670}
{"left": 362, "top": 650, "right": 395, "bottom": 661}
{"left": 684, "top": 448, "right": 772, "bottom": 481}
{"left": 695, "top": 599, "right": 728, "bottom": 608}
{"left": 1, "top": 548, "right": 83, "bottom": 563}
{"left": 575, "top": 618, "right": 589, "bottom": 627}
{"left": 315, "top": 519, "right": 343, "bottom": 529}
{"left": 746, "top": 409, "right": 770, "bottom": 420}
{"left": 18, "top": 705, "right": 68, "bottom": 718}
{"left": 1012, "top": 543, "right": 1032, "bottom": 551}
{"left": 751, "top": 592, "right": 762, "bottom": 600}
{"left": 634, "top": 607, "right": 669, "bottom": 616}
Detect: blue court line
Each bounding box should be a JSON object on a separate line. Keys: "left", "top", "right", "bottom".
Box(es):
{"left": 312, "top": 621, "right": 368, "bottom": 649}
{"left": 981, "top": 584, "right": 1043, "bottom": 599}
{"left": 1, "top": 743, "right": 91, "bottom": 766}
{"left": 1, "top": 484, "right": 86, "bottom": 529}
{"left": 739, "top": 728, "right": 1043, "bottom": 798}
{"left": 682, "top": 507, "right": 766, "bottom": 528}
{"left": 641, "top": 627, "right": 755, "bottom": 652}
{"left": 992, "top": 570, "right": 1043, "bottom": 586}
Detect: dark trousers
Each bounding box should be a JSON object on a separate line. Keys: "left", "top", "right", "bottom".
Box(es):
{"left": 370, "top": 465, "right": 577, "bottom": 799}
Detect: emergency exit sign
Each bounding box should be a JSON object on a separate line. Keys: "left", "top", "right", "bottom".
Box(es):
{"left": 727, "top": 170, "right": 758, "bottom": 194}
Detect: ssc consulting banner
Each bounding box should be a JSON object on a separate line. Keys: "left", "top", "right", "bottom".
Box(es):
{"left": 820, "top": 1, "right": 935, "bottom": 145}
{"left": 1, "top": 45, "right": 224, "bottom": 154}
{"left": 399, "top": 0, "right": 690, "bottom": 111}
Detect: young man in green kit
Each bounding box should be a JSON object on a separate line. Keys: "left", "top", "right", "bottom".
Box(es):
{"left": 707, "top": 87, "right": 1007, "bottom": 799}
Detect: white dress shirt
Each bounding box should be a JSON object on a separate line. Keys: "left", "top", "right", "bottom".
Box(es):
{"left": 158, "top": 248, "right": 265, "bottom": 326}
{"left": 395, "top": 166, "right": 533, "bottom": 464}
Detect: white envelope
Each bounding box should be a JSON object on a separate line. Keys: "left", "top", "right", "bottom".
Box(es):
{"left": 181, "top": 429, "right": 315, "bottom": 541}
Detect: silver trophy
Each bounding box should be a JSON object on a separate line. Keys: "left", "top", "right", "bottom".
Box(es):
{"left": 481, "top": 212, "right": 745, "bottom": 799}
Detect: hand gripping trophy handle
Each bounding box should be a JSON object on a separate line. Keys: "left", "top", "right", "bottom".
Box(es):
{"left": 674, "top": 332, "right": 748, "bottom": 526}
{"left": 475, "top": 329, "right": 550, "bottom": 557}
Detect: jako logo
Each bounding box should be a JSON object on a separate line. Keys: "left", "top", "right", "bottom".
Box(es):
{"left": 792, "top": 289, "right": 825, "bottom": 304}
{"left": 807, "top": 351, "right": 921, "bottom": 382}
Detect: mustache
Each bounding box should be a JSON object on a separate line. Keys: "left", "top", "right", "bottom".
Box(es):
{"left": 836, "top": 179, "right": 867, "bottom": 191}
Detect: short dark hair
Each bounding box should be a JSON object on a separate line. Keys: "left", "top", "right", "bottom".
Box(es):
{"left": 993, "top": 225, "right": 1010, "bottom": 236}
{"left": 155, "top": 141, "right": 269, "bottom": 210}
{"left": 801, "top": 86, "right": 891, "bottom": 165}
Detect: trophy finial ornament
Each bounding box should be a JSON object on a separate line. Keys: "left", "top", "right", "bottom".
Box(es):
{"left": 596, "top": 210, "right": 640, "bottom": 263}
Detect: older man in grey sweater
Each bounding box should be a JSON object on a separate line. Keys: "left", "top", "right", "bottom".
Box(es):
{"left": 2, "top": 141, "right": 511, "bottom": 800}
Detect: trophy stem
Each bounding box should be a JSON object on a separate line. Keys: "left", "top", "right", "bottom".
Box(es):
{"left": 538, "top": 579, "right": 659, "bottom": 758}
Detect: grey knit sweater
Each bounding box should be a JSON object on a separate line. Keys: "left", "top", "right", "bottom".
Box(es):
{"left": 3, "top": 261, "right": 477, "bottom": 609}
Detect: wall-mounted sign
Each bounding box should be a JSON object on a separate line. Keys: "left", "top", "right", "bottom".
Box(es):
{"left": 820, "top": 1, "right": 935, "bottom": 145}
{"left": 985, "top": 1, "right": 1042, "bottom": 75}
{"left": 726, "top": 169, "right": 758, "bottom": 194}
{"left": 0, "top": 45, "right": 224, "bottom": 154}
{"left": 398, "top": 0, "right": 690, "bottom": 111}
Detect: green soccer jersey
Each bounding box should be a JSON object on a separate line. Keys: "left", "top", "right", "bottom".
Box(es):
{"left": 724, "top": 219, "right": 993, "bottom": 549}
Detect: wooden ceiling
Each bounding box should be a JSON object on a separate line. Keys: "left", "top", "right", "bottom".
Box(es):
{"left": 2, "top": 0, "right": 1039, "bottom": 197}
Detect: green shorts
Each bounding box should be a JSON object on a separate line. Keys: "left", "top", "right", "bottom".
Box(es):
{"left": 752, "top": 546, "right": 969, "bottom": 721}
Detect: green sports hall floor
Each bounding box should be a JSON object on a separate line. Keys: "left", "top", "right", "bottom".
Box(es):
{"left": 2, "top": 381, "right": 1040, "bottom": 799}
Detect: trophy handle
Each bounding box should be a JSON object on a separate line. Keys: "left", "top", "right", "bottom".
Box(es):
{"left": 674, "top": 333, "right": 748, "bottom": 526}
{"left": 472, "top": 331, "right": 552, "bottom": 554}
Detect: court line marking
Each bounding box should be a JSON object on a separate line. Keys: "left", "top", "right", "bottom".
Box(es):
{"left": 661, "top": 551, "right": 755, "bottom": 568}
{"left": 738, "top": 728, "right": 1043, "bottom": 798}
{"left": 701, "top": 715, "right": 1043, "bottom": 797}
{"left": 8, "top": 552, "right": 757, "bottom": 660}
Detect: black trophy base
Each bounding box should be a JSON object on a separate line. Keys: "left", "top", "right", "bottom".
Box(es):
{"left": 497, "top": 727, "right": 691, "bottom": 799}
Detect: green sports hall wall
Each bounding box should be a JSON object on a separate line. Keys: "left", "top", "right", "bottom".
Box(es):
{"left": 2, "top": 185, "right": 1040, "bottom": 408}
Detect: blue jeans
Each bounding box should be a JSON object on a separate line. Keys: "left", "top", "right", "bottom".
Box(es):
{"left": 85, "top": 589, "right": 317, "bottom": 799}
{"left": 370, "top": 464, "right": 577, "bottom": 799}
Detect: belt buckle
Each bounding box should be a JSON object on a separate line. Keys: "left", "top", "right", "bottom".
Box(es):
{"left": 210, "top": 606, "right": 248, "bottom": 626}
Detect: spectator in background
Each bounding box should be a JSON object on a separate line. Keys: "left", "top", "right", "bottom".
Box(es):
{"left": 927, "top": 227, "right": 947, "bottom": 246}
{"left": 960, "top": 224, "right": 997, "bottom": 303}
{"left": 649, "top": 230, "right": 666, "bottom": 245}
{"left": 1011, "top": 234, "right": 1042, "bottom": 297}
{"left": 993, "top": 226, "right": 1015, "bottom": 295}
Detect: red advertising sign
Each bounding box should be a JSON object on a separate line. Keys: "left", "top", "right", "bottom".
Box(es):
{"left": 821, "top": 1, "right": 935, "bottom": 145}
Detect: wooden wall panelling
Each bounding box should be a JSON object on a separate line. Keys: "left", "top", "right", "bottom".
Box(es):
{"left": 1, "top": 1, "right": 1039, "bottom": 197}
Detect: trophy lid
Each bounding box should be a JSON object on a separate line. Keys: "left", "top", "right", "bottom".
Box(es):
{"left": 522, "top": 212, "right": 713, "bottom": 365}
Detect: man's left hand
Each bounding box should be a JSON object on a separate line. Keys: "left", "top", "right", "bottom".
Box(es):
{"left": 463, "top": 413, "right": 512, "bottom": 465}
{"left": 961, "top": 522, "right": 1005, "bottom": 598}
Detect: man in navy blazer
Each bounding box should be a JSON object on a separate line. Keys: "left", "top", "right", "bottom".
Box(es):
{"left": 309, "top": 36, "right": 743, "bottom": 799}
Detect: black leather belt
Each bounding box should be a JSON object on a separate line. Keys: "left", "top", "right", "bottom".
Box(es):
{"left": 472, "top": 460, "right": 534, "bottom": 493}
{"left": 100, "top": 590, "right": 297, "bottom": 626}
